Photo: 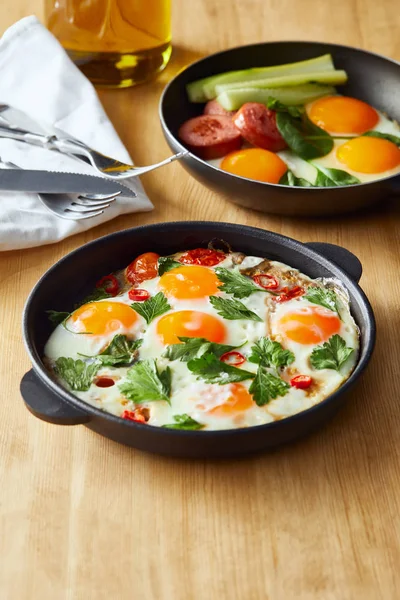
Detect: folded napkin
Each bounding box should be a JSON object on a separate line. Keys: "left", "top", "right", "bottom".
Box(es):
{"left": 0, "top": 16, "right": 153, "bottom": 251}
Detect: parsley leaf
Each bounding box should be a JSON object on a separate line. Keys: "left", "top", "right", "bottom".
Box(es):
{"left": 164, "top": 336, "right": 239, "bottom": 362}
{"left": 79, "top": 285, "right": 111, "bottom": 306}
{"left": 248, "top": 338, "right": 295, "bottom": 369}
{"left": 215, "top": 267, "right": 272, "bottom": 299}
{"left": 310, "top": 334, "right": 354, "bottom": 372}
{"left": 158, "top": 256, "right": 181, "bottom": 276}
{"left": 47, "top": 310, "right": 70, "bottom": 325}
{"left": 94, "top": 335, "right": 142, "bottom": 366}
{"left": 209, "top": 296, "right": 263, "bottom": 322}
{"left": 131, "top": 292, "right": 171, "bottom": 324}
{"left": 162, "top": 414, "right": 205, "bottom": 430}
{"left": 187, "top": 353, "right": 255, "bottom": 384}
{"left": 54, "top": 357, "right": 100, "bottom": 391}
{"left": 249, "top": 366, "right": 290, "bottom": 406}
{"left": 305, "top": 286, "right": 340, "bottom": 315}
{"left": 119, "top": 360, "right": 172, "bottom": 403}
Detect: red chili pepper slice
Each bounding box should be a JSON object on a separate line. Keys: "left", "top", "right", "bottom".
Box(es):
{"left": 128, "top": 288, "right": 151, "bottom": 302}
{"left": 220, "top": 351, "right": 246, "bottom": 366}
{"left": 122, "top": 410, "right": 146, "bottom": 423}
{"left": 290, "top": 375, "right": 313, "bottom": 389}
{"left": 96, "top": 274, "right": 119, "bottom": 296}
{"left": 126, "top": 252, "right": 160, "bottom": 284}
{"left": 274, "top": 286, "right": 305, "bottom": 303}
{"left": 95, "top": 377, "right": 115, "bottom": 388}
{"left": 179, "top": 248, "right": 226, "bottom": 267}
{"left": 252, "top": 274, "right": 279, "bottom": 290}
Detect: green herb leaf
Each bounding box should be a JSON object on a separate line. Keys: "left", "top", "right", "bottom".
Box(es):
{"left": 248, "top": 338, "right": 295, "bottom": 369}
{"left": 46, "top": 310, "right": 70, "bottom": 325}
{"left": 164, "top": 336, "right": 239, "bottom": 362}
{"left": 314, "top": 166, "right": 360, "bottom": 187}
{"left": 54, "top": 357, "right": 100, "bottom": 391}
{"left": 188, "top": 353, "right": 255, "bottom": 384}
{"left": 267, "top": 97, "right": 303, "bottom": 118}
{"left": 162, "top": 414, "right": 205, "bottom": 430}
{"left": 279, "top": 170, "right": 314, "bottom": 187}
{"left": 310, "top": 334, "right": 354, "bottom": 372}
{"left": 215, "top": 267, "right": 273, "bottom": 299}
{"left": 305, "top": 286, "right": 340, "bottom": 315}
{"left": 131, "top": 292, "right": 171, "bottom": 325}
{"left": 210, "top": 296, "right": 263, "bottom": 322}
{"left": 276, "top": 112, "right": 333, "bottom": 160}
{"left": 363, "top": 130, "right": 400, "bottom": 146}
{"left": 158, "top": 256, "right": 181, "bottom": 276}
{"left": 79, "top": 286, "right": 111, "bottom": 306}
{"left": 119, "top": 360, "right": 172, "bottom": 403}
{"left": 249, "top": 366, "right": 290, "bottom": 406}
{"left": 93, "top": 335, "right": 143, "bottom": 366}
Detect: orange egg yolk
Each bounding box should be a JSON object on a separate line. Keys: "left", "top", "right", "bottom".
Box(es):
{"left": 195, "top": 383, "right": 254, "bottom": 417}
{"left": 220, "top": 148, "right": 288, "bottom": 183}
{"left": 278, "top": 306, "right": 341, "bottom": 345}
{"left": 336, "top": 136, "right": 400, "bottom": 174}
{"left": 68, "top": 301, "right": 138, "bottom": 335}
{"left": 308, "top": 96, "right": 379, "bottom": 134}
{"left": 159, "top": 265, "right": 220, "bottom": 299}
{"left": 157, "top": 310, "right": 226, "bottom": 345}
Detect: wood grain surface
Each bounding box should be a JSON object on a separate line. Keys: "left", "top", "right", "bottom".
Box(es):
{"left": 1, "top": 1, "right": 400, "bottom": 598}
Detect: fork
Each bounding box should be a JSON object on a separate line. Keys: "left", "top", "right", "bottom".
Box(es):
{"left": 0, "top": 158, "right": 121, "bottom": 220}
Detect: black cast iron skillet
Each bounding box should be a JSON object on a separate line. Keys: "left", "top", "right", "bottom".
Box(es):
{"left": 21, "top": 222, "right": 375, "bottom": 458}
{"left": 159, "top": 41, "right": 400, "bottom": 216}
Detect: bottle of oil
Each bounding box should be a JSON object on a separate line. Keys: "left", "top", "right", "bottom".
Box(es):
{"left": 45, "top": 0, "right": 172, "bottom": 88}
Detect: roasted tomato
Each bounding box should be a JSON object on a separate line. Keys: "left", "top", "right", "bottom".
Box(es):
{"left": 126, "top": 252, "right": 160, "bottom": 284}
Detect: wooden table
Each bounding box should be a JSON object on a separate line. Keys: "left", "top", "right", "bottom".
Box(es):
{"left": 1, "top": 1, "right": 400, "bottom": 598}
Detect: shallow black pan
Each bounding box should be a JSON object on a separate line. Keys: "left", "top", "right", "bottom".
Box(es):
{"left": 21, "top": 222, "right": 376, "bottom": 458}
{"left": 159, "top": 41, "right": 400, "bottom": 216}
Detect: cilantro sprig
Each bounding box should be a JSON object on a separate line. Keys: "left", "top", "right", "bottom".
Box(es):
{"left": 164, "top": 337, "right": 240, "bottom": 362}
{"left": 214, "top": 267, "right": 276, "bottom": 299}
{"left": 188, "top": 353, "right": 254, "bottom": 385}
{"left": 210, "top": 296, "right": 262, "bottom": 322}
{"left": 310, "top": 334, "right": 354, "bottom": 372}
{"left": 162, "top": 414, "right": 205, "bottom": 430}
{"left": 305, "top": 286, "right": 341, "bottom": 316}
{"left": 249, "top": 366, "right": 290, "bottom": 406}
{"left": 119, "top": 360, "right": 172, "bottom": 403}
{"left": 131, "top": 292, "right": 171, "bottom": 324}
{"left": 158, "top": 257, "right": 181, "bottom": 276}
{"left": 54, "top": 357, "right": 100, "bottom": 391}
{"left": 248, "top": 337, "right": 295, "bottom": 369}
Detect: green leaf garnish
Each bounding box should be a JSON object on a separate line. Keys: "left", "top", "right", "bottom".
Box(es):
{"left": 249, "top": 366, "right": 290, "bottom": 406}
{"left": 248, "top": 337, "right": 295, "bottom": 369}
{"left": 314, "top": 166, "right": 360, "bottom": 187}
{"left": 119, "top": 360, "right": 172, "bottom": 403}
{"left": 158, "top": 256, "right": 181, "bottom": 276}
{"left": 54, "top": 357, "right": 100, "bottom": 391}
{"left": 187, "top": 353, "right": 255, "bottom": 384}
{"left": 131, "top": 292, "right": 171, "bottom": 324}
{"left": 79, "top": 285, "right": 111, "bottom": 306}
{"left": 363, "top": 130, "right": 400, "bottom": 146}
{"left": 276, "top": 111, "right": 333, "bottom": 160}
{"left": 91, "top": 335, "right": 143, "bottom": 366}
{"left": 46, "top": 310, "right": 70, "bottom": 325}
{"left": 209, "top": 296, "right": 263, "bottom": 322}
{"left": 279, "top": 170, "right": 314, "bottom": 187}
{"left": 305, "top": 286, "right": 341, "bottom": 315}
{"left": 164, "top": 336, "right": 240, "bottom": 362}
{"left": 267, "top": 97, "right": 303, "bottom": 118}
{"left": 162, "top": 414, "right": 205, "bottom": 430}
{"left": 215, "top": 267, "right": 275, "bottom": 299}
{"left": 310, "top": 334, "right": 354, "bottom": 372}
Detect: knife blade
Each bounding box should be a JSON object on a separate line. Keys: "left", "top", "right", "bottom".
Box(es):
{"left": 0, "top": 169, "right": 137, "bottom": 197}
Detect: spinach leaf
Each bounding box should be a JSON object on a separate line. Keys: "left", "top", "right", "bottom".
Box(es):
{"left": 279, "top": 170, "right": 314, "bottom": 187}
{"left": 276, "top": 112, "right": 334, "bottom": 160}
{"left": 314, "top": 166, "right": 360, "bottom": 187}
{"left": 267, "top": 97, "right": 303, "bottom": 118}
{"left": 363, "top": 130, "right": 400, "bottom": 146}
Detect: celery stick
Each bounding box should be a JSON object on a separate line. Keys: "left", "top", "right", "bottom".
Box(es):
{"left": 215, "top": 70, "right": 347, "bottom": 94}
{"left": 186, "top": 54, "right": 335, "bottom": 102}
{"left": 216, "top": 84, "right": 336, "bottom": 111}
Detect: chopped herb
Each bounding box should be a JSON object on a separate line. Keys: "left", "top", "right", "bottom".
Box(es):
{"left": 131, "top": 291, "right": 171, "bottom": 324}
{"left": 119, "top": 360, "right": 172, "bottom": 403}
{"left": 187, "top": 353, "right": 255, "bottom": 384}
{"left": 215, "top": 267, "right": 275, "bottom": 299}
{"left": 162, "top": 414, "right": 205, "bottom": 430}
{"left": 54, "top": 357, "right": 100, "bottom": 391}
{"left": 209, "top": 296, "right": 263, "bottom": 322}
{"left": 305, "top": 286, "right": 341, "bottom": 315}
{"left": 164, "top": 336, "right": 240, "bottom": 362}
{"left": 249, "top": 366, "right": 290, "bottom": 406}
{"left": 310, "top": 334, "right": 354, "bottom": 372}
{"left": 46, "top": 310, "right": 70, "bottom": 325}
{"left": 87, "top": 335, "right": 143, "bottom": 366}
{"left": 158, "top": 256, "right": 181, "bottom": 276}
{"left": 248, "top": 338, "right": 295, "bottom": 369}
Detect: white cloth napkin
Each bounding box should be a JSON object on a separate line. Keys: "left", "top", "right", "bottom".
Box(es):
{"left": 0, "top": 16, "right": 153, "bottom": 251}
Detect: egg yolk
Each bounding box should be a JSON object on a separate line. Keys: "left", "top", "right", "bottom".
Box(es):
{"left": 157, "top": 310, "right": 226, "bottom": 345}
{"left": 220, "top": 148, "right": 288, "bottom": 184}
{"left": 68, "top": 301, "right": 138, "bottom": 335}
{"left": 308, "top": 96, "right": 379, "bottom": 134}
{"left": 196, "top": 383, "right": 254, "bottom": 417}
{"left": 336, "top": 136, "right": 400, "bottom": 174}
{"left": 159, "top": 265, "right": 220, "bottom": 299}
{"left": 278, "top": 306, "right": 341, "bottom": 345}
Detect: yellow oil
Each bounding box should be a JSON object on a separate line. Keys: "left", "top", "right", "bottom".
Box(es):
{"left": 45, "top": 0, "right": 172, "bottom": 87}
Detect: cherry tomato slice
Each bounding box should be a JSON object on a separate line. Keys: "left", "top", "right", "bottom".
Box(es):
{"left": 274, "top": 286, "right": 305, "bottom": 303}
{"left": 179, "top": 248, "right": 226, "bottom": 267}
{"left": 122, "top": 410, "right": 146, "bottom": 423}
{"left": 95, "top": 377, "right": 115, "bottom": 388}
{"left": 290, "top": 375, "right": 313, "bottom": 389}
{"left": 128, "top": 288, "right": 151, "bottom": 302}
{"left": 220, "top": 351, "right": 246, "bottom": 366}
{"left": 252, "top": 274, "right": 279, "bottom": 290}
{"left": 126, "top": 252, "right": 160, "bottom": 284}
{"left": 96, "top": 274, "right": 119, "bottom": 296}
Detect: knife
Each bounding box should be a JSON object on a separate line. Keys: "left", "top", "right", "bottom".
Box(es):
{"left": 0, "top": 168, "right": 137, "bottom": 197}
